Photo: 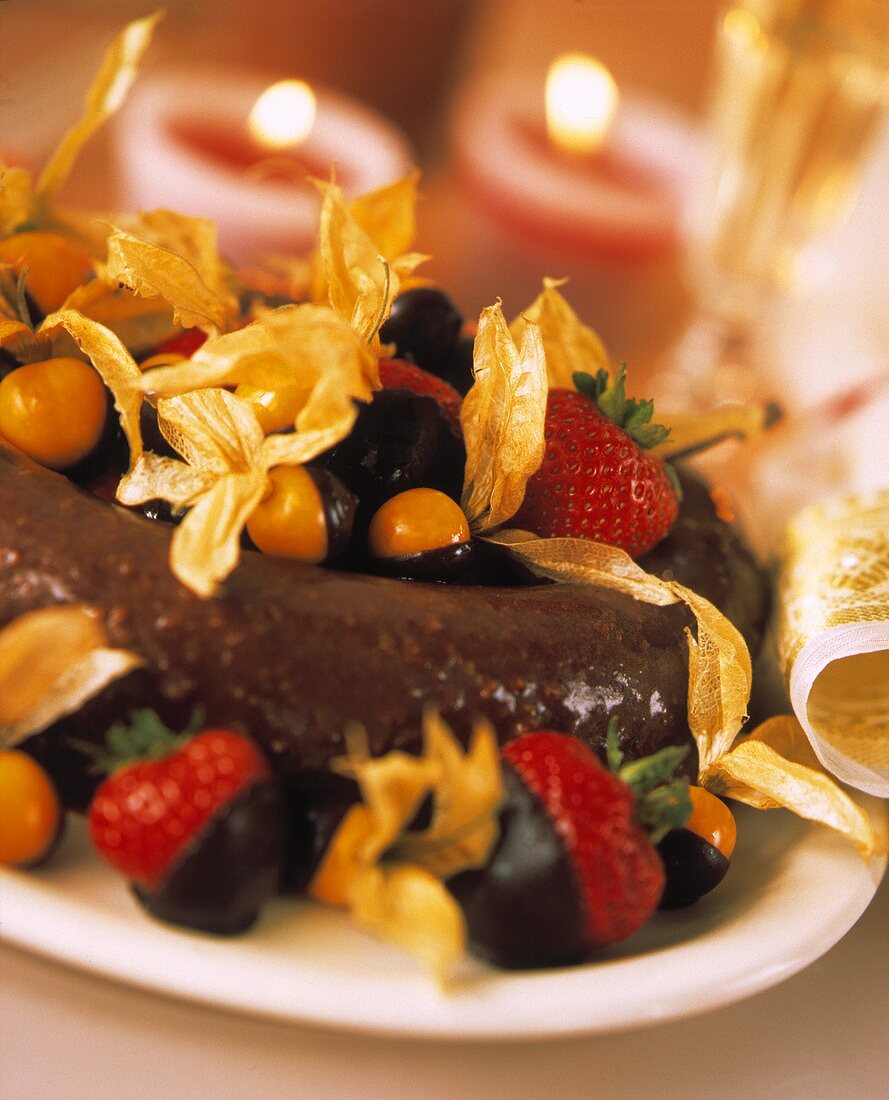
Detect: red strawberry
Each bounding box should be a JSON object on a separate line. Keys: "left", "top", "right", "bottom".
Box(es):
{"left": 87, "top": 712, "right": 284, "bottom": 934}
{"left": 515, "top": 367, "right": 679, "bottom": 557}
{"left": 154, "top": 327, "right": 208, "bottom": 359}
{"left": 379, "top": 357, "right": 463, "bottom": 436}
{"left": 449, "top": 724, "right": 689, "bottom": 968}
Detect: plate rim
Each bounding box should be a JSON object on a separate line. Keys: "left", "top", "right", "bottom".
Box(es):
{"left": 1, "top": 801, "right": 885, "bottom": 1041}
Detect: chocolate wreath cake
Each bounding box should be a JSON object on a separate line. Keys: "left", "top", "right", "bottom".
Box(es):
{"left": 0, "top": 439, "right": 767, "bottom": 813}
{"left": 5, "top": 16, "right": 830, "bottom": 973}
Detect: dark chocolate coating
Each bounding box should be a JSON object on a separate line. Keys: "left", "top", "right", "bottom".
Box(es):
{"left": 281, "top": 769, "right": 359, "bottom": 892}
{"left": 133, "top": 779, "right": 285, "bottom": 934}
{"left": 656, "top": 828, "right": 731, "bottom": 909}
{"left": 1, "top": 443, "right": 766, "bottom": 811}
{"left": 448, "top": 763, "right": 589, "bottom": 968}
{"left": 639, "top": 470, "right": 769, "bottom": 657}
{"left": 371, "top": 539, "right": 476, "bottom": 583}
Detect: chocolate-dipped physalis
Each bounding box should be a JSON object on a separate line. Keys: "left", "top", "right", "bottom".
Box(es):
{"left": 246, "top": 465, "right": 357, "bottom": 565}
{"left": 657, "top": 786, "right": 736, "bottom": 909}
{"left": 367, "top": 487, "right": 475, "bottom": 582}
{"left": 449, "top": 723, "right": 690, "bottom": 969}
{"left": 85, "top": 711, "right": 285, "bottom": 935}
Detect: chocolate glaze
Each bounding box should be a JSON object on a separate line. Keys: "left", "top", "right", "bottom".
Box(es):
{"left": 1, "top": 443, "right": 766, "bottom": 811}
{"left": 638, "top": 472, "right": 769, "bottom": 656}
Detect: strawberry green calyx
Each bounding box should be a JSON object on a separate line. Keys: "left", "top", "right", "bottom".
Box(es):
{"left": 76, "top": 708, "right": 205, "bottom": 775}
{"left": 606, "top": 717, "right": 692, "bottom": 844}
{"left": 573, "top": 365, "right": 670, "bottom": 451}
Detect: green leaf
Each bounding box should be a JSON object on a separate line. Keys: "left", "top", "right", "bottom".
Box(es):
{"left": 620, "top": 743, "right": 689, "bottom": 798}
{"left": 605, "top": 716, "right": 624, "bottom": 772}
{"left": 664, "top": 462, "right": 683, "bottom": 503}
{"left": 574, "top": 363, "right": 671, "bottom": 451}
{"left": 635, "top": 779, "right": 692, "bottom": 845}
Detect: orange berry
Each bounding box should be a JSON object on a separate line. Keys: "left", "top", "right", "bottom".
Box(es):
{"left": 247, "top": 466, "right": 329, "bottom": 562}
{"left": 368, "top": 488, "right": 470, "bottom": 559}
{"left": 235, "top": 382, "right": 310, "bottom": 434}
{"left": 0, "top": 231, "right": 93, "bottom": 314}
{"left": 0, "top": 357, "right": 108, "bottom": 469}
{"left": 0, "top": 751, "right": 63, "bottom": 867}
{"left": 685, "top": 786, "right": 736, "bottom": 860}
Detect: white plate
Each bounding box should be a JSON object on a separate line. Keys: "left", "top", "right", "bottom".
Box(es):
{"left": 0, "top": 802, "right": 885, "bottom": 1040}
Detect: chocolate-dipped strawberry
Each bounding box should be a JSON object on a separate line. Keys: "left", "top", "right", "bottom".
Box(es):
{"left": 657, "top": 786, "right": 736, "bottom": 909}
{"left": 86, "top": 711, "right": 285, "bottom": 935}
{"left": 449, "top": 725, "right": 690, "bottom": 968}
{"left": 367, "top": 488, "right": 475, "bottom": 582}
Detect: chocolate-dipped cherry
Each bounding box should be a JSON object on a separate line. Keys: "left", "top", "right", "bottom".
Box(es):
{"left": 379, "top": 287, "right": 463, "bottom": 376}
{"left": 367, "top": 487, "right": 474, "bottom": 581}
{"left": 657, "top": 786, "right": 736, "bottom": 909}
{"left": 0, "top": 358, "right": 107, "bottom": 470}
{"left": 320, "top": 389, "right": 465, "bottom": 514}
{"left": 449, "top": 728, "right": 689, "bottom": 968}
{"left": 87, "top": 712, "right": 285, "bottom": 935}
{"left": 246, "top": 466, "right": 356, "bottom": 564}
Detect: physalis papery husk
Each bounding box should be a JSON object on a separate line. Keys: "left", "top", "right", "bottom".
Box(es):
{"left": 138, "top": 302, "right": 377, "bottom": 437}
{"left": 460, "top": 301, "right": 548, "bottom": 533}
{"left": 0, "top": 606, "right": 143, "bottom": 749}
{"left": 510, "top": 278, "right": 609, "bottom": 390}
{"left": 0, "top": 13, "right": 162, "bottom": 238}
{"left": 0, "top": 308, "right": 145, "bottom": 463}
{"left": 310, "top": 711, "right": 504, "bottom": 982}
{"left": 100, "top": 212, "right": 239, "bottom": 337}
{"left": 116, "top": 385, "right": 359, "bottom": 597}
{"left": 312, "top": 176, "right": 429, "bottom": 344}
{"left": 653, "top": 403, "right": 779, "bottom": 461}
{"left": 701, "top": 715, "right": 881, "bottom": 857}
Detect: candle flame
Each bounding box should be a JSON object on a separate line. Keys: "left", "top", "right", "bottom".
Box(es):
{"left": 248, "top": 79, "right": 317, "bottom": 149}
{"left": 545, "top": 54, "right": 618, "bottom": 155}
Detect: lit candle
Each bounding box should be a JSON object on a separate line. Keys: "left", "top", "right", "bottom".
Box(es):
{"left": 449, "top": 56, "right": 700, "bottom": 369}
{"left": 114, "top": 69, "right": 413, "bottom": 263}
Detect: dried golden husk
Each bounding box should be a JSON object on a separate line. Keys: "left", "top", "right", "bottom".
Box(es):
{"left": 654, "top": 403, "right": 776, "bottom": 460}
{"left": 103, "top": 216, "right": 237, "bottom": 335}
{"left": 308, "top": 171, "right": 428, "bottom": 304}
{"left": 0, "top": 164, "right": 34, "bottom": 240}
{"left": 36, "top": 13, "right": 163, "bottom": 203}
{"left": 460, "top": 303, "right": 548, "bottom": 532}
{"left": 313, "top": 177, "right": 428, "bottom": 343}
{"left": 140, "top": 303, "right": 377, "bottom": 410}
{"left": 311, "top": 712, "right": 503, "bottom": 981}
{"left": 62, "top": 280, "right": 176, "bottom": 357}
{"left": 41, "top": 309, "right": 145, "bottom": 462}
{"left": 0, "top": 606, "right": 143, "bottom": 748}
{"left": 510, "top": 278, "right": 609, "bottom": 389}
{"left": 701, "top": 716, "right": 881, "bottom": 857}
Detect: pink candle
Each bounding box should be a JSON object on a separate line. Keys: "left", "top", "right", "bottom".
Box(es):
{"left": 115, "top": 70, "right": 413, "bottom": 263}
{"left": 449, "top": 61, "right": 701, "bottom": 369}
